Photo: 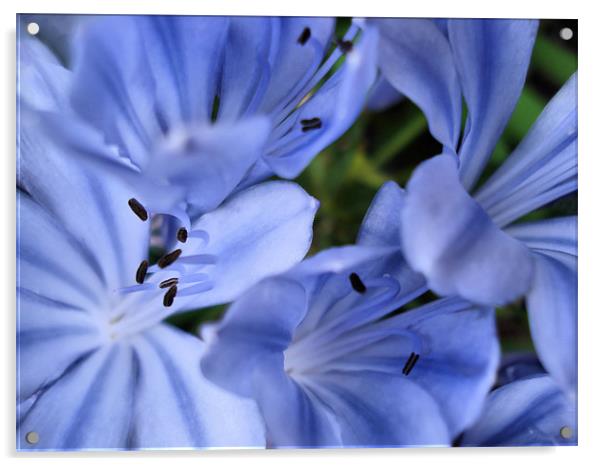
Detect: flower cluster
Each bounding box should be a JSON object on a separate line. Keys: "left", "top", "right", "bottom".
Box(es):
{"left": 17, "top": 15, "right": 577, "bottom": 450}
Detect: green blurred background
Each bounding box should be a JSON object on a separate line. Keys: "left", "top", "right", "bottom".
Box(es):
{"left": 170, "top": 19, "right": 578, "bottom": 353}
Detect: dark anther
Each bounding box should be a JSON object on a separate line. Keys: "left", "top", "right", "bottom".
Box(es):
{"left": 177, "top": 227, "right": 188, "bottom": 243}
{"left": 337, "top": 39, "right": 354, "bottom": 53}
{"left": 157, "top": 249, "right": 182, "bottom": 269}
{"left": 402, "top": 352, "right": 420, "bottom": 376}
{"left": 301, "top": 117, "right": 322, "bottom": 132}
{"left": 163, "top": 285, "right": 178, "bottom": 307}
{"left": 402, "top": 352, "right": 415, "bottom": 375}
{"left": 159, "top": 277, "right": 179, "bottom": 289}
{"left": 135, "top": 260, "right": 149, "bottom": 284}
{"left": 349, "top": 272, "right": 367, "bottom": 294}
{"left": 128, "top": 198, "right": 148, "bottom": 221}
{"left": 298, "top": 27, "right": 311, "bottom": 45}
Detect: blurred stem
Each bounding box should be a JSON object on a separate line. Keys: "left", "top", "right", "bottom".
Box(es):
{"left": 490, "top": 136, "right": 512, "bottom": 168}
{"left": 531, "top": 36, "right": 577, "bottom": 87}
{"left": 349, "top": 152, "right": 389, "bottom": 189}
{"left": 371, "top": 110, "right": 428, "bottom": 167}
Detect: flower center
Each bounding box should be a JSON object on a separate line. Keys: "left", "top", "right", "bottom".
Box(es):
{"left": 104, "top": 198, "right": 219, "bottom": 339}
{"left": 284, "top": 272, "right": 422, "bottom": 378}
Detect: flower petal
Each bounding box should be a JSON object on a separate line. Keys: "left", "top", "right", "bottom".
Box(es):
{"left": 475, "top": 73, "right": 577, "bottom": 227}
{"left": 402, "top": 154, "right": 534, "bottom": 306}
{"left": 18, "top": 325, "right": 265, "bottom": 450}
{"left": 131, "top": 325, "right": 265, "bottom": 448}
{"left": 461, "top": 375, "right": 577, "bottom": 446}
{"left": 201, "top": 276, "right": 308, "bottom": 398}
{"left": 264, "top": 22, "right": 378, "bottom": 178}
{"left": 356, "top": 180, "right": 404, "bottom": 248}
{"left": 290, "top": 246, "right": 416, "bottom": 341}
{"left": 217, "top": 18, "right": 274, "bottom": 121}
{"left": 18, "top": 346, "right": 134, "bottom": 450}
{"left": 17, "top": 287, "right": 104, "bottom": 402}
{"left": 250, "top": 354, "right": 342, "bottom": 447}
{"left": 373, "top": 18, "right": 462, "bottom": 151}
{"left": 70, "top": 16, "right": 161, "bottom": 167}
{"left": 139, "top": 16, "right": 229, "bottom": 127}
{"left": 148, "top": 116, "right": 271, "bottom": 216}
{"left": 331, "top": 297, "right": 500, "bottom": 438}
{"left": 526, "top": 254, "right": 577, "bottom": 397}
{"left": 354, "top": 180, "right": 426, "bottom": 303}
{"left": 309, "top": 371, "right": 450, "bottom": 447}
{"left": 17, "top": 192, "right": 105, "bottom": 310}
{"left": 17, "top": 33, "right": 71, "bottom": 112}
{"left": 258, "top": 18, "right": 335, "bottom": 114}
{"left": 505, "top": 216, "right": 577, "bottom": 267}
{"left": 183, "top": 181, "right": 318, "bottom": 309}
{"left": 18, "top": 112, "right": 150, "bottom": 292}
{"left": 449, "top": 19, "right": 539, "bottom": 189}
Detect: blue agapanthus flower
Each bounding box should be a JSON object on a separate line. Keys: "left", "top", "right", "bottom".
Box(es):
{"left": 461, "top": 374, "right": 577, "bottom": 446}
{"left": 373, "top": 18, "right": 577, "bottom": 397}
{"left": 19, "top": 15, "right": 377, "bottom": 224}
{"left": 17, "top": 106, "right": 319, "bottom": 449}
{"left": 201, "top": 182, "right": 500, "bottom": 447}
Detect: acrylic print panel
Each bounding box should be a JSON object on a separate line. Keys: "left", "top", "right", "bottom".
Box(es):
{"left": 16, "top": 14, "right": 577, "bottom": 451}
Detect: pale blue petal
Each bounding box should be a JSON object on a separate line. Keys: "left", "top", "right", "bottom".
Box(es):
{"left": 18, "top": 112, "right": 150, "bottom": 291}
{"left": 17, "top": 34, "right": 71, "bottom": 112}
{"left": 139, "top": 16, "right": 228, "bottom": 126}
{"left": 71, "top": 16, "right": 230, "bottom": 167}
{"left": 217, "top": 18, "right": 273, "bottom": 121}
{"left": 354, "top": 180, "right": 426, "bottom": 304}
{"left": 17, "top": 287, "right": 104, "bottom": 401}
{"left": 461, "top": 375, "right": 577, "bottom": 446}
{"left": 374, "top": 18, "right": 462, "bottom": 151}
{"left": 449, "top": 19, "right": 539, "bottom": 189}
{"left": 181, "top": 181, "right": 318, "bottom": 309}
{"left": 251, "top": 354, "right": 342, "bottom": 447}
{"left": 264, "top": 23, "right": 378, "bottom": 178}
{"left": 70, "top": 16, "right": 161, "bottom": 167}
{"left": 309, "top": 371, "right": 449, "bottom": 447}
{"left": 201, "top": 276, "right": 307, "bottom": 397}
{"left": 475, "top": 73, "right": 577, "bottom": 226}
{"left": 526, "top": 254, "right": 577, "bottom": 397}
{"left": 356, "top": 180, "right": 404, "bottom": 248}
{"left": 291, "top": 245, "right": 393, "bottom": 280}
{"left": 148, "top": 116, "right": 271, "bottom": 216}
{"left": 258, "top": 18, "right": 335, "bottom": 114}
{"left": 34, "top": 110, "right": 192, "bottom": 226}
{"left": 331, "top": 297, "right": 499, "bottom": 438}
{"left": 18, "top": 325, "right": 265, "bottom": 450}
{"left": 17, "top": 192, "right": 105, "bottom": 310}
{"left": 18, "top": 346, "right": 134, "bottom": 450}
{"left": 505, "top": 216, "right": 577, "bottom": 265}
{"left": 402, "top": 154, "right": 534, "bottom": 306}
{"left": 131, "top": 325, "right": 265, "bottom": 448}
{"left": 290, "top": 249, "right": 423, "bottom": 340}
